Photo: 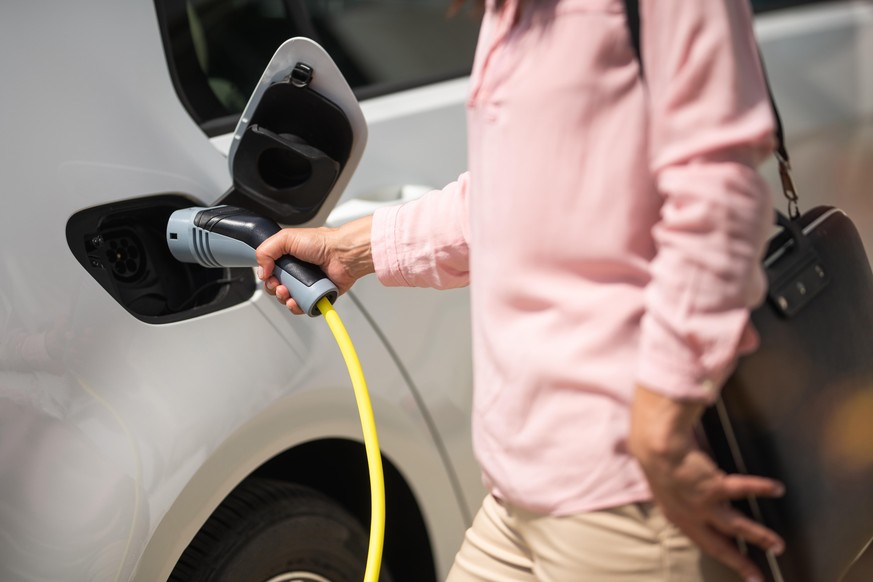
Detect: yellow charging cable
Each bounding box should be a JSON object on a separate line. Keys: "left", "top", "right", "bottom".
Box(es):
{"left": 317, "top": 297, "right": 385, "bottom": 582}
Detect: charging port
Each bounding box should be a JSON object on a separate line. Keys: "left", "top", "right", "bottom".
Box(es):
{"left": 66, "top": 194, "right": 255, "bottom": 323}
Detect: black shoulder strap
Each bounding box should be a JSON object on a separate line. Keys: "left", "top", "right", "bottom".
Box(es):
{"left": 622, "top": 0, "right": 796, "bottom": 213}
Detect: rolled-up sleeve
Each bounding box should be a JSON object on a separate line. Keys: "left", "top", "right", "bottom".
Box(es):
{"left": 636, "top": 0, "right": 776, "bottom": 402}
{"left": 371, "top": 171, "right": 471, "bottom": 289}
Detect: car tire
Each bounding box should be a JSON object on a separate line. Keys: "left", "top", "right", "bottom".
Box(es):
{"left": 169, "top": 478, "right": 389, "bottom": 582}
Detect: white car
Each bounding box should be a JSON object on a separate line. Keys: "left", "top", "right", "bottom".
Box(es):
{"left": 0, "top": 1, "right": 870, "bottom": 581}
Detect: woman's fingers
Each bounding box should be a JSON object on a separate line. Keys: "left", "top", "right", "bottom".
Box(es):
{"left": 719, "top": 474, "right": 785, "bottom": 501}
{"left": 686, "top": 521, "right": 766, "bottom": 582}
{"left": 710, "top": 474, "right": 785, "bottom": 553}
{"left": 271, "top": 283, "right": 304, "bottom": 315}
{"left": 709, "top": 503, "right": 785, "bottom": 555}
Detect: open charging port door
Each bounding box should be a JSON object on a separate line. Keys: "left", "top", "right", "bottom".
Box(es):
{"left": 218, "top": 37, "right": 368, "bottom": 227}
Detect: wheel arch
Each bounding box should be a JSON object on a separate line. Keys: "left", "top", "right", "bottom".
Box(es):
{"left": 131, "top": 390, "right": 442, "bottom": 582}
{"left": 250, "top": 438, "right": 437, "bottom": 582}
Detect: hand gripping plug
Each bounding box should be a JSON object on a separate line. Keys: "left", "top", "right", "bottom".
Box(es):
{"left": 166, "top": 205, "right": 338, "bottom": 316}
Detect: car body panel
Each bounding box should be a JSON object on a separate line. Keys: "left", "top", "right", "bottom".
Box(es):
{"left": 132, "top": 294, "right": 470, "bottom": 582}
{"left": 0, "top": 1, "right": 470, "bottom": 580}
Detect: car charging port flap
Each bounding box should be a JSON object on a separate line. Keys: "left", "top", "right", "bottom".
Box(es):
{"left": 218, "top": 71, "right": 353, "bottom": 225}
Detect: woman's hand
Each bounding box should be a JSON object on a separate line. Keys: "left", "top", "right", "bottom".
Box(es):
{"left": 255, "top": 216, "right": 375, "bottom": 314}
{"left": 629, "top": 384, "right": 786, "bottom": 582}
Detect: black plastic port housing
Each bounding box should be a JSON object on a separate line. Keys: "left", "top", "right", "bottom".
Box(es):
{"left": 66, "top": 194, "right": 255, "bottom": 323}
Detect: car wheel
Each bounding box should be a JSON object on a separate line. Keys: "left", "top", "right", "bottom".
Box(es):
{"left": 169, "top": 478, "right": 389, "bottom": 582}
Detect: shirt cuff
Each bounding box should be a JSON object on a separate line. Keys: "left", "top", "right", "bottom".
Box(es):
{"left": 636, "top": 312, "right": 760, "bottom": 404}
{"left": 371, "top": 204, "right": 410, "bottom": 287}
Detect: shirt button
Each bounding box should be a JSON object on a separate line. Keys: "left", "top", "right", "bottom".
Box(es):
{"left": 701, "top": 379, "right": 716, "bottom": 392}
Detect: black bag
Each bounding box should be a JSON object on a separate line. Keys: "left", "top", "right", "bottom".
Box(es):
{"left": 702, "top": 206, "right": 873, "bottom": 582}
{"left": 623, "top": 2, "right": 873, "bottom": 580}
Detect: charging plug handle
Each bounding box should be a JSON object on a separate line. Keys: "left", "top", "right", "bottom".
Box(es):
{"left": 194, "top": 206, "right": 325, "bottom": 287}
{"left": 168, "top": 206, "right": 338, "bottom": 316}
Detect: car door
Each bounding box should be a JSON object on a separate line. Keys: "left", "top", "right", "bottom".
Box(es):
{"left": 0, "top": 1, "right": 481, "bottom": 580}
{"left": 151, "top": 0, "right": 485, "bottom": 577}
{"left": 157, "top": 0, "right": 486, "bottom": 520}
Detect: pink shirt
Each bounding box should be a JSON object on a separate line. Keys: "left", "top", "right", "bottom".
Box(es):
{"left": 371, "top": 0, "right": 775, "bottom": 515}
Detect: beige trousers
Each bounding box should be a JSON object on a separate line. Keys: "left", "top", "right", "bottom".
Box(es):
{"left": 446, "top": 494, "right": 739, "bottom": 582}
